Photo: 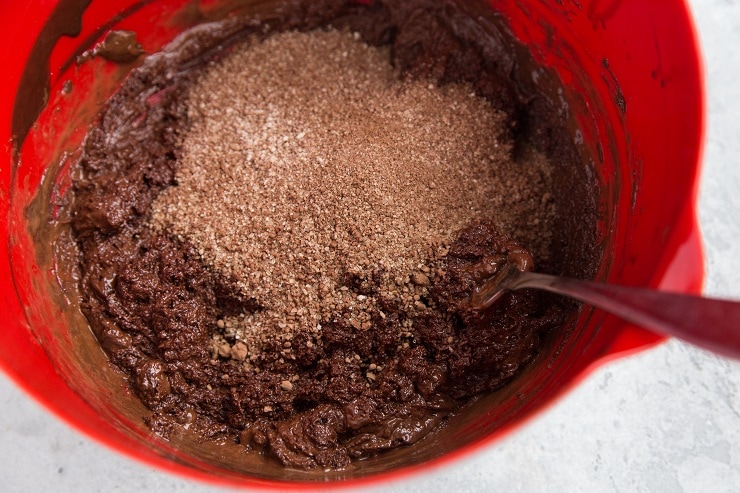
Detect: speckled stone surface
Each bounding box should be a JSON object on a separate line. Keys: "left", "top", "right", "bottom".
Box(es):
{"left": 1, "top": 0, "right": 738, "bottom": 491}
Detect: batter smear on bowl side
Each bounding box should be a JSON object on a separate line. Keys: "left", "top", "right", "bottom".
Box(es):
{"left": 68, "top": 2, "right": 597, "bottom": 470}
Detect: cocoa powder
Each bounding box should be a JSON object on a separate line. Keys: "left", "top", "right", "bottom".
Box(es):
{"left": 149, "top": 29, "right": 556, "bottom": 362}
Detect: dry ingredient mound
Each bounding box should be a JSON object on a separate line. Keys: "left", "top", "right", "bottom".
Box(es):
{"left": 149, "top": 29, "right": 555, "bottom": 360}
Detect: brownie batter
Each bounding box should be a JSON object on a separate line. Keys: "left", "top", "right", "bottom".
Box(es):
{"left": 67, "top": 0, "right": 595, "bottom": 470}
{"left": 77, "top": 30, "right": 146, "bottom": 64}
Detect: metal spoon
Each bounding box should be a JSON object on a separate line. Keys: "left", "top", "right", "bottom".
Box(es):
{"left": 470, "top": 263, "right": 740, "bottom": 359}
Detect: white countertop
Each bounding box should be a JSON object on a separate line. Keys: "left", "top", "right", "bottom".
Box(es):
{"left": 2, "top": 0, "right": 738, "bottom": 491}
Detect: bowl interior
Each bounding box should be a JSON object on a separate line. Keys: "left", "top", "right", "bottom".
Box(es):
{"left": 0, "top": 0, "right": 704, "bottom": 487}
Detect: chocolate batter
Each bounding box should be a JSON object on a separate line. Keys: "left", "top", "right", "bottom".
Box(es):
{"left": 77, "top": 30, "right": 146, "bottom": 64}
{"left": 66, "top": 0, "right": 598, "bottom": 469}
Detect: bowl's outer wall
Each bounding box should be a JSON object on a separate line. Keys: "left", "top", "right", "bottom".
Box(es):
{"left": 0, "top": 0, "right": 704, "bottom": 489}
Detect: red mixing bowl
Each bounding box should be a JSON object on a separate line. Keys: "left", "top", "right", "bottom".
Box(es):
{"left": 0, "top": 0, "right": 704, "bottom": 489}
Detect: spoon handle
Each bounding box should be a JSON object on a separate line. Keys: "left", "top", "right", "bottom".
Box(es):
{"left": 511, "top": 271, "right": 740, "bottom": 359}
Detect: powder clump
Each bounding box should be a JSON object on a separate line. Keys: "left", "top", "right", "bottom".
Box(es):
{"left": 149, "top": 29, "right": 555, "bottom": 359}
